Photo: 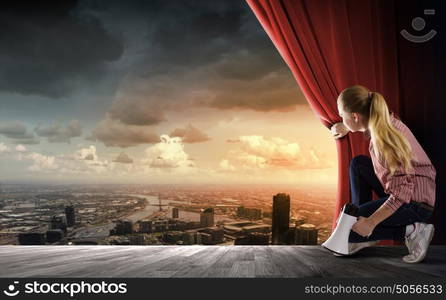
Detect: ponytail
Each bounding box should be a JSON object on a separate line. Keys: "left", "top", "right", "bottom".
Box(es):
{"left": 368, "top": 92, "right": 413, "bottom": 176}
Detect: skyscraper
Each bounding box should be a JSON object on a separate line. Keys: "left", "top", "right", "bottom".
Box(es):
{"left": 65, "top": 204, "right": 75, "bottom": 227}
{"left": 272, "top": 193, "right": 290, "bottom": 245}
{"left": 172, "top": 207, "right": 179, "bottom": 218}
{"left": 200, "top": 208, "right": 214, "bottom": 227}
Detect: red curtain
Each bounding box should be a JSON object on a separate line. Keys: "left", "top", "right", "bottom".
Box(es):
{"left": 246, "top": 0, "right": 402, "bottom": 232}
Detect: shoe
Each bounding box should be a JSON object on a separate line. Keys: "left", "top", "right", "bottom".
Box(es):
{"left": 403, "top": 222, "right": 434, "bottom": 263}
{"left": 332, "top": 240, "right": 379, "bottom": 256}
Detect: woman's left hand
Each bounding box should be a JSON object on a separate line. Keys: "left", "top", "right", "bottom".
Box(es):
{"left": 352, "top": 216, "right": 376, "bottom": 237}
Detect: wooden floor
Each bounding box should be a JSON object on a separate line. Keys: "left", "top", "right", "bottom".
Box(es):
{"left": 0, "top": 245, "right": 445, "bottom": 278}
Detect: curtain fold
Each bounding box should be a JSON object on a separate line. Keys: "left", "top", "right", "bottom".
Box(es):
{"left": 246, "top": 0, "right": 401, "bottom": 238}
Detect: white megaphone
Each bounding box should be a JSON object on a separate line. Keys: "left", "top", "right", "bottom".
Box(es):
{"left": 322, "top": 203, "right": 358, "bottom": 255}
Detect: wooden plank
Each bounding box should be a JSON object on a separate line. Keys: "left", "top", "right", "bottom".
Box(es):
{"left": 170, "top": 246, "right": 229, "bottom": 278}
{"left": 0, "top": 246, "right": 445, "bottom": 278}
{"left": 253, "top": 246, "right": 284, "bottom": 278}
{"left": 228, "top": 260, "right": 255, "bottom": 277}
{"left": 293, "top": 246, "right": 439, "bottom": 278}
{"left": 266, "top": 246, "right": 316, "bottom": 277}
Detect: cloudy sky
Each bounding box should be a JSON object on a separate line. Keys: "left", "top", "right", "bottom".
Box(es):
{"left": 0, "top": 0, "right": 337, "bottom": 185}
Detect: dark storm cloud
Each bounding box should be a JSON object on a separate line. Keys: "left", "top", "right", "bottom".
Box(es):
{"left": 207, "top": 70, "right": 304, "bottom": 112}
{"left": 34, "top": 120, "right": 82, "bottom": 143}
{"left": 81, "top": 0, "right": 304, "bottom": 115}
{"left": 137, "top": 2, "right": 246, "bottom": 76}
{"left": 0, "top": 122, "right": 28, "bottom": 139}
{"left": 0, "top": 121, "right": 39, "bottom": 144}
{"left": 0, "top": 0, "right": 124, "bottom": 98}
{"left": 87, "top": 118, "right": 160, "bottom": 148}
{"left": 78, "top": 0, "right": 307, "bottom": 148}
{"left": 131, "top": 0, "right": 288, "bottom": 82}
{"left": 108, "top": 100, "right": 166, "bottom": 126}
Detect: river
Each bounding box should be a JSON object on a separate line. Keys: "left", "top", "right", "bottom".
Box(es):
{"left": 126, "top": 194, "right": 231, "bottom": 222}
{"left": 73, "top": 194, "right": 231, "bottom": 239}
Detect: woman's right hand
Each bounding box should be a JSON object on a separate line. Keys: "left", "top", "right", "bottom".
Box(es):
{"left": 330, "top": 122, "right": 350, "bottom": 139}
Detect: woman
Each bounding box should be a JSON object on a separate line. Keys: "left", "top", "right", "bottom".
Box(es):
{"left": 331, "top": 85, "right": 436, "bottom": 263}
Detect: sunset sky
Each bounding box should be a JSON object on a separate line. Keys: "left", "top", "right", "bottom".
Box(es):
{"left": 0, "top": 0, "right": 338, "bottom": 185}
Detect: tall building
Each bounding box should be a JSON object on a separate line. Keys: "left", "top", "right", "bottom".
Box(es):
{"left": 172, "top": 207, "right": 179, "bottom": 218}
{"left": 65, "top": 204, "right": 75, "bottom": 227}
{"left": 50, "top": 215, "right": 67, "bottom": 235}
{"left": 272, "top": 193, "right": 290, "bottom": 245}
{"left": 200, "top": 208, "right": 214, "bottom": 227}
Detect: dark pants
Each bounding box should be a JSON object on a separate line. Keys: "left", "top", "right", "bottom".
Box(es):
{"left": 348, "top": 155, "right": 433, "bottom": 243}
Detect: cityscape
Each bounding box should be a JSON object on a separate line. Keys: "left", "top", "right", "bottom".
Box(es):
{"left": 0, "top": 1, "right": 339, "bottom": 250}
{"left": 0, "top": 183, "right": 336, "bottom": 246}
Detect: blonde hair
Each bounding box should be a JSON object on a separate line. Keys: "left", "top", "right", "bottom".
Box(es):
{"left": 338, "top": 85, "right": 413, "bottom": 176}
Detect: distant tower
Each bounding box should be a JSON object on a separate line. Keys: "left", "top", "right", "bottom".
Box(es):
{"left": 200, "top": 208, "right": 214, "bottom": 227}
{"left": 272, "top": 193, "right": 290, "bottom": 245}
{"left": 172, "top": 207, "right": 179, "bottom": 218}
{"left": 65, "top": 204, "right": 75, "bottom": 227}
{"left": 158, "top": 193, "right": 163, "bottom": 211}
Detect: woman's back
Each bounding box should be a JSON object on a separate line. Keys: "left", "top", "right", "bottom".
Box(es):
{"left": 369, "top": 113, "right": 436, "bottom": 208}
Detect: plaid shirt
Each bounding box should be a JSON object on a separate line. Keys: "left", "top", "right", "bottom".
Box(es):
{"left": 368, "top": 114, "right": 436, "bottom": 211}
